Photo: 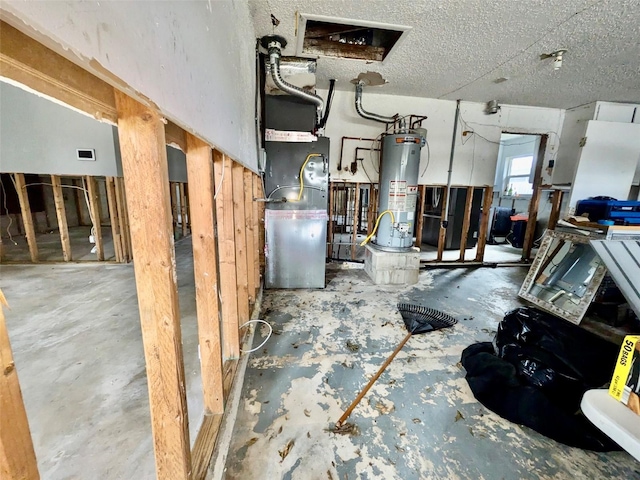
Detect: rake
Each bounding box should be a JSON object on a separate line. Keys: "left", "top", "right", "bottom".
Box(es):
{"left": 334, "top": 304, "right": 457, "bottom": 428}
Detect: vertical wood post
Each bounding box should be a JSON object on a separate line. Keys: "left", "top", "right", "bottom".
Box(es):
{"left": 115, "top": 177, "right": 132, "bottom": 262}
{"left": 114, "top": 91, "right": 191, "bottom": 480}
{"left": 105, "top": 177, "right": 123, "bottom": 263}
{"left": 231, "top": 162, "right": 250, "bottom": 328}
{"left": 213, "top": 151, "right": 240, "bottom": 359}
{"left": 436, "top": 186, "right": 449, "bottom": 261}
{"left": 258, "top": 180, "right": 266, "bottom": 270}
{"left": 179, "top": 183, "right": 188, "bottom": 237}
{"left": 458, "top": 186, "right": 474, "bottom": 262}
{"left": 72, "top": 178, "right": 87, "bottom": 226}
{"left": 328, "top": 183, "right": 335, "bottom": 258}
{"left": 185, "top": 134, "right": 224, "bottom": 414}
{"left": 51, "top": 175, "right": 72, "bottom": 261}
{"left": 85, "top": 176, "right": 104, "bottom": 261}
{"left": 243, "top": 170, "right": 257, "bottom": 303}
{"left": 475, "top": 186, "right": 494, "bottom": 262}
{"left": 548, "top": 190, "right": 563, "bottom": 231}
{"left": 351, "top": 183, "right": 361, "bottom": 261}
{"left": 12, "top": 173, "right": 38, "bottom": 262}
{"left": 0, "top": 291, "right": 40, "bottom": 480}
{"left": 415, "top": 185, "right": 427, "bottom": 247}
{"left": 251, "top": 175, "right": 261, "bottom": 293}
{"left": 170, "top": 182, "right": 178, "bottom": 234}
{"left": 522, "top": 136, "right": 548, "bottom": 261}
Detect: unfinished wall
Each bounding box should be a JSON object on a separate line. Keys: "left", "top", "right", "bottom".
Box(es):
{"left": 0, "top": 82, "right": 120, "bottom": 176}
{"left": 1, "top": 0, "right": 258, "bottom": 170}
{"left": 321, "top": 89, "right": 564, "bottom": 188}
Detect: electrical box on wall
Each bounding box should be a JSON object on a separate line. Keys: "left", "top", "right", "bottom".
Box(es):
{"left": 77, "top": 149, "right": 96, "bottom": 161}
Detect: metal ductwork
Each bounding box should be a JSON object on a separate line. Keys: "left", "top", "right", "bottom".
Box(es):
{"left": 261, "top": 35, "right": 324, "bottom": 125}
{"left": 355, "top": 82, "right": 396, "bottom": 124}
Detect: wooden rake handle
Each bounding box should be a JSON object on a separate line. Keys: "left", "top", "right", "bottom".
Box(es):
{"left": 335, "top": 331, "right": 413, "bottom": 428}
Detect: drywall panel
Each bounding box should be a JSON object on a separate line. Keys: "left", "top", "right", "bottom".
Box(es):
{"left": 321, "top": 88, "right": 563, "bottom": 187}
{"left": 1, "top": 0, "right": 258, "bottom": 170}
{"left": 0, "top": 81, "right": 120, "bottom": 176}
{"left": 568, "top": 120, "right": 640, "bottom": 210}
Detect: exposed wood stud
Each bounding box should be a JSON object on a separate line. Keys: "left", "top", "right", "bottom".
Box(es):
{"left": 436, "top": 187, "right": 449, "bottom": 261}
{"left": 190, "top": 414, "right": 223, "bottom": 480}
{"left": 231, "top": 163, "right": 250, "bottom": 330}
{"left": 179, "top": 183, "right": 188, "bottom": 237}
{"left": 351, "top": 183, "right": 361, "bottom": 261}
{"left": 186, "top": 134, "right": 224, "bottom": 415}
{"left": 258, "top": 180, "right": 266, "bottom": 270}
{"left": 0, "top": 290, "right": 40, "bottom": 480}
{"left": 213, "top": 151, "right": 240, "bottom": 359}
{"left": 51, "top": 175, "right": 72, "bottom": 262}
{"left": 12, "top": 173, "right": 38, "bottom": 263}
{"left": 251, "top": 175, "right": 261, "bottom": 293}
{"left": 548, "top": 190, "right": 563, "bottom": 230}
{"left": 522, "top": 136, "right": 548, "bottom": 261}
{"left": 244, "top": 170, "right": 257, "bottom": 303}
{"left": 105, "top": 177, "right": 123, "bottom": 263}
{"left": 73, "top": 178, "right": 87, "bottom": 226}
{"left": 170, "top": 182, "right": 178, "bottom": 234}
{"left": 114, "top": 91, "right": 191, "bottom": 480}
{"left": 115, "top": 177, "right": 131, "bottom": 262}
{"left": 475, "top": 186, "right": 494, "bottom": 262}
{"left": 458, "top": 186, "right": 475, "bottom": 262}
{"left": 85, "top": 176, "right": 104, "bottom": 261}
{"left": 415, "top": 185, "right": 427, "bottom": 247}
{"left": 328, "top": 183, "right": 335, "bottom": 258}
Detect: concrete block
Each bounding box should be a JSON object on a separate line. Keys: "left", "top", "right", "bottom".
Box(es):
{"left": 364, "top": 244, "right": 420, "bottom": 285}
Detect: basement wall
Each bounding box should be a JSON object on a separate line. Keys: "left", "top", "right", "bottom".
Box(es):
{"left": 1, "top": 0, "right": 258, "bottom": 170}
{"left": 320, "top": 89, "right": 564, "bottom": 189}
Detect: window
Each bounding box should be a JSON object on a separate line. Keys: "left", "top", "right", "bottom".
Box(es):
{"left": 503, "top": 155, "right": 534, "bottom": 196}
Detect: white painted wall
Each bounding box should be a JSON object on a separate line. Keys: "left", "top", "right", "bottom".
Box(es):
{"left": 1, "top": 0, "right": 258, "bottom": 170}
{"left": 321, "top": 89, "right": 564, "bottom": 188}
{"left": 0, "top": 82, "right": 121, "bottom": 176}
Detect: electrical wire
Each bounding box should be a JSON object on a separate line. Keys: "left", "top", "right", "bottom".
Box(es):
{"left": 214, "top": 155, "right": 225, "bottom": 200}
{"left": 297, "top": 153, "right": 322, "bottom": 201}
{"left": 360, "top": 210, "right": 395, "bottom": 246}
{"left": 1, "top": 178, "right": 17, "bottom": 246}
{"left": 419, "top": 138, "right": 431, "bottom": 178}
{"left": 239, "top": 319, "right": 273, "bottom": 353}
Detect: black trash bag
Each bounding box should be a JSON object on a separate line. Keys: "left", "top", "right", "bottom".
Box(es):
{"left": 462, "top": 342, "right": 620, "bottom": 451}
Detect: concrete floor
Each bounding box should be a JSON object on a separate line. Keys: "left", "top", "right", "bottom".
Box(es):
{"left": 224, "top": 265, "right": 640, "bottom": 479}
{"left": 0, "top": 238, "right": 203, "bottom": 479}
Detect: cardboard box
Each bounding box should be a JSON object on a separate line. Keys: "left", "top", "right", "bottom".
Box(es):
{"left": 609, "top": 335, "right": 640, "bottom": 414}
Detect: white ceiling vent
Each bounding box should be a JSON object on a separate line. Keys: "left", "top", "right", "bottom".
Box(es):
{"left": 295, "top": 14, "right": 411, "bottom": 63}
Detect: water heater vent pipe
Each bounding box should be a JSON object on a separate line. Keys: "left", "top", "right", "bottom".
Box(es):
{"left": 355, "top": 82, "right": 396, "bottom": 124}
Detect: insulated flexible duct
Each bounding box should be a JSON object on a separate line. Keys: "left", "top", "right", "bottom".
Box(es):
{"left": 354, "top": 82, "right": 396, "bottom": 124}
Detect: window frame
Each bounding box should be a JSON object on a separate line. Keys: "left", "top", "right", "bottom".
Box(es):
{"left": 502, "top": 154, "right": 535, "bottom": 198}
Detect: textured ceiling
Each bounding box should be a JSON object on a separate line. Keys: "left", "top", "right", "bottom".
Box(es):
{"left": 249, "top": 0, "right": 640, "bottom": 109}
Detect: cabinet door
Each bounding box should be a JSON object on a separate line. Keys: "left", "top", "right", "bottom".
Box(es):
{"left": 568, "top": 120, "right": 640, "bottom": 210}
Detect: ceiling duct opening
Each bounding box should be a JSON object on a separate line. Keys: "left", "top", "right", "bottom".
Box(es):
{"left": 297, "top": 14, "right": 411, "bottom": 62}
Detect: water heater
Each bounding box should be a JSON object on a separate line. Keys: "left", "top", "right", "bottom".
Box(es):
{"left": 373, "top": 131, "right": 425, "bottom": 251}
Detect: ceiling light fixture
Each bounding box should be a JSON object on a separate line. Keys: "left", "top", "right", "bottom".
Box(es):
{"left": 540, "top": 49, "right": 568, "bottom": 70}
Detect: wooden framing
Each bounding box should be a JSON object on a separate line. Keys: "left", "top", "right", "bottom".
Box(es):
{"left": 179, "top": 183, "right": 188, "bottom": 237}
{"left": 185, "top": 134, "right": 224, "bottom": 415}
{"left": 51, "top": 175, "right": 72, "bottom": 261}
{"left": 105, "top": 177, "right": 123, "bottom": 263}
{"left": 115, "top": 177, "right": 132, "bottom": 262}
{"left": 328, "top": 183, "right": 336, "bottom": 258}
{"left": 170, "top": 182, "right": 178, "bottom": 233}
{"left": 213, "top": 151, "right": 240, "bottom": 359}
{"left": 522, "top": 135, "right": 548, "bottom": 261}
{"left": 12, "top": 173, "right": 38, "bottom": 263}
{"left": 0, "top": 290, "right": 40, "bottom": 480}
{"left": 548, "top": 189, "right": 564, "bottom": 231}
{"left": 351, "top": 182, "right": 361, "bottom": 260}
{"left": 251, "top": 175, "right": 261, "bottom": 294}
{"left": 72, "top": 178, "right": 88, "bottom": 226}
{"left": 244, "top": 170, "right": 257, "bottom": 303}
{"left": 231, "top": 162, "right": 250, "bottom": 329}
{"left": 475, "top": 186, "right": 494, "bottom": 262}
{"left": 258, "top": 180, "right": 266, "bottom": 270}
{"left": 115, "top": 91, "right": 191, "bottom": 480}
{"left": 415, "top": 185, "right": 427, "bottom": 247}
{"left": 85, "top": 176, "right": 104, "bottom": 261}
{"left": 458, "top": 186, "right": 475, "bottom": 261}
{"left": 436, "top": 187, "right": 449, "bottom": 261}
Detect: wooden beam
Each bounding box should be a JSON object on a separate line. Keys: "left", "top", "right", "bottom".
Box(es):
{"left": 114, "top": 177, "right": 131, "bottom": 262}
{"left": 169, "top": 182, "right": 178, "bottom": 234}
{"left": 231, "top": 162, "right": 250, "bottom": 330}
{"left": 522, "top": 136, "right": 548, "bottom": 261}
{"left": 114, "top": 91, "right": 191, "bottom": 480}
{"left": 185, "top": 134, "right": 224, "bottom": 415}
{"left": 0, "top": 290, "right": 40, "bottom": 480}
{"left": 458, "top": 186, "right": 474, "bottom": 262}
{"left": 165, "top": 122, "right": 187, "bottom": 152}
{"left": 436, "top": 187, "right": 449, "bottom": 261}
{"left": 190, "top": 413, "right": 223, "bottom": 480}
{"left": 251, "top": 175, "right": 261, "bottom": 294}
{"left": 51, "top": 175, "right": 72, "bottom": 262}
{"left": 258, "top": 181, "right": 266, "bottom": 270}
{"left": 85, "top": 176, "right": 104, "bottom": 261}
{"left": 72, "top": 178, "right": 87, "bottom": 226}
{"left": 415, "top": 185, "right": 427, "bottom": 247}
{"left": 548, "top": 190, "right": 563, "bottom": 231}
{"left": 328, "top": 183, "right": 335, "bottom": 258}
{"left": 12, "top": 174, "right": 38, "bottom": 263}
{"left": 179, "top": 183, "right": 188, "bottom": 237}
{"left": 244, "top": 170, "right": 257, "bottom": 303}
{"left": 475, "top": 186, "right": 494, "bottom": 262}
{"left": 105, "top": 177, "right": 123, "bottom": 263}
{"left": 351, "top": 183, "right": 361, "bottom": 261}
{"left": 213, "top": 151, "right": 240, "bottom": 359}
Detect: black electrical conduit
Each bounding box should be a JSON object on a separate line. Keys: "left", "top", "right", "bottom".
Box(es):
{"left": 317, "top": 79, "right": 336, "bottom": 129}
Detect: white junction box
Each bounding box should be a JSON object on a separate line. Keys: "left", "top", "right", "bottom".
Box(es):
{"left": 364, "top": 244, "right": 420, "bottom": 285}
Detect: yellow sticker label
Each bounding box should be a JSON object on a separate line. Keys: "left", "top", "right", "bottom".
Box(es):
{"left": 609, "top": 335, "right": 640, "bottom": 400}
